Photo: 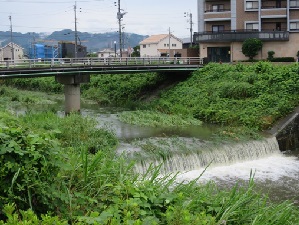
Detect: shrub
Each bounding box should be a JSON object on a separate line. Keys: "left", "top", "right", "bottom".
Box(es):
{"left": 242, "top": 38, "right": 263, "bottom": 60}
{"left": 267, "top": 51, "right": 275, "bottom": 61}
{"left": 270, "top": 57, "right": 295, "bottom": 62}
{"left": 0, "top": 124, "right": 64, "bottom": 218}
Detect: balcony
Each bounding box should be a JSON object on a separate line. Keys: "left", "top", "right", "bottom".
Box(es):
{"left": 194, "top": 30, "right": 289, "bottom": 43}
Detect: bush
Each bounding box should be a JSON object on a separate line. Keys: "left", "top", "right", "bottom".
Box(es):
{"left": 0, "top": 124, "right": 64, "bottom": 218}
{"left": 267, "top": 51, "right": 275, "bottom": 61}
{"left": 242, "top": 38, "right": 263, "bottom": 60}
{"left": 270, "top": 57, "right": 295, "bottom": 62}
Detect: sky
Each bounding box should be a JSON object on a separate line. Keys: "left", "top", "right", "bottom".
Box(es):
{"left": 0, "top": 0, "right": 197, "bottom": 38}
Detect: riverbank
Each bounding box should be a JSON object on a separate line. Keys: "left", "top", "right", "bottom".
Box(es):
{"left": 1, "top": 62, "right": 299, "bottom": 224}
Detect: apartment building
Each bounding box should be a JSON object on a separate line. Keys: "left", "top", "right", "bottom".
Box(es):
{"left": 195, "top": 0, "right": 299, "bottom": 62}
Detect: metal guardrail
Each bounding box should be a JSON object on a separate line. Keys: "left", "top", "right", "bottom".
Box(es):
{"left": 0, "top": 57, "right": 204, "bottom": 70}
{"left": 194, "top": 30, "right": 289, "bottom": 42}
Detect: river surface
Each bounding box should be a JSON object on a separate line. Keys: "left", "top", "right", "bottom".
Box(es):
{"left": 12, "top": 102, "right": 299, "bottom": 205}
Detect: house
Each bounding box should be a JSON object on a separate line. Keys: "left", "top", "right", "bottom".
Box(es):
{"left": 97, "top": 48, "right": 116, "bottom": 58}
{"left": 139, "top": 34, "right": 183, "bottom": 57}
{"left": 195, "top": 0, "right": 299, "bottom": 62}
{"left": 0, "top": 42, "right": 24, "bottom": 61}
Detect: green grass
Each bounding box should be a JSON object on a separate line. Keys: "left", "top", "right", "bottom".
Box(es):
{"left": 118, "top": 110, "right": 202, "bottom": 127}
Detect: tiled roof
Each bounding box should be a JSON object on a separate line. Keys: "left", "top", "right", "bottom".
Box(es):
{"left": 140, "top": 34, "right": 169, "bottom": 44}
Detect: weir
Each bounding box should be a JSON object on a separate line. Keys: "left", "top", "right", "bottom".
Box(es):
{"left": 134, "top": 137, "right": 280, "bottom": 175}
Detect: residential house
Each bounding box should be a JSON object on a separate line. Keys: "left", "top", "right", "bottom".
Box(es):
{"left": 139, "top": 34, "right": 183, "bottom": 57}
{"left": 97, "top": 48, "right": 116, "bottom": 58}
{"left": 195, "top": 0, "right": 299, "bottom": 62}
{"left": 0, "top": 42, "right": 24, "bottom": 61}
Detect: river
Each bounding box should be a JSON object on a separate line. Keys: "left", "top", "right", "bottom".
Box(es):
{"left": 12, "top": 101, "right": 299, "bottom": 205}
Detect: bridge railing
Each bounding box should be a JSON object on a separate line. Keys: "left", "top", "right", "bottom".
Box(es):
{"left": 0, "top": 57, "right": 203, "bottom": 69}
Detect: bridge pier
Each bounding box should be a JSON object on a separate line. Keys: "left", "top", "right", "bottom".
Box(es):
{"left": 55, "top": 74, "right": 90, "bottom": 114}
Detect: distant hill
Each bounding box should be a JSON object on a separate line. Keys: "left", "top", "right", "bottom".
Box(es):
{"left": 0, "top": 29, "right": 148, "bottom": 54}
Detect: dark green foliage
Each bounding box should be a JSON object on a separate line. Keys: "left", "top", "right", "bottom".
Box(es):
{"left": 3, "top": 77, "right": 63, "bottom": 93}
{"left": 153, "top": 62, "right": 299, "bottom": 130}
{"left": 131, "top": 45, "right": 141, "bottom": 57}
{"left": 0, "top": 118, "right": 64, "bottom": 218}
{"left": 270, "top": 57, "right": 295, "bottom": 62}
{"left": 81, "top": 73, "right": 165, "bottom": 105}
{"left": 267, "top": 51, "right": 275, "bottom": 61}
{"left": 242, "top": 38, "right": 263, "bottom": 60}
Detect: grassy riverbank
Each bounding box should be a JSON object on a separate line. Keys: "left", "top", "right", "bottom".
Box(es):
{"left": 5, "top": 62, "right": 299, "bottom": 132}
{"left": 0, "top": 107, "right": 298, "bottom": 224}
{"left": 1, "top": 62, "right": 299, "bottom": 224}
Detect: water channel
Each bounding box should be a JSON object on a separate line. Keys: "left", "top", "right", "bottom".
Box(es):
{"left": 12, "top": 101, "right": 299, "bottom": 206}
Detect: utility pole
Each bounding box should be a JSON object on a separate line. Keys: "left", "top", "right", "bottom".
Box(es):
{"left": 116, "top": 0, "right": 126, "bottom": 57}
{"left": 168, "top": 27, "right": 171, "bottom": 57}
{"left": 184, "top": 12, "right": 193, "bottom": 47}
{"left": 74, "top": 1, "right": 78, "bottom": 58}
{"left": 9, "top": 15, "right": 14, "bottom": 61}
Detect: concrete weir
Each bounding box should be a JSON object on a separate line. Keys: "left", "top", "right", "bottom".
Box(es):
{"left": 55, "top": 74, "right": 90, "bottom": 114}
{"left": 268, "top": 106, "right": 299, "bottom": 152}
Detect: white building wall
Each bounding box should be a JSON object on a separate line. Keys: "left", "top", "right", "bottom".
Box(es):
{"left": 140, "top": 37, "right": 183, "bottom": 57}
{"left": 2, "top": 44, "right": 24, "bottom": 61}
{"left": 140, "top": 43, "right": 159, "bottom": 57}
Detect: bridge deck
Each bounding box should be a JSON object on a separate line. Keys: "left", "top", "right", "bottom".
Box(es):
{"left": 0, "top": 57, "right": 203, "bottom": 78}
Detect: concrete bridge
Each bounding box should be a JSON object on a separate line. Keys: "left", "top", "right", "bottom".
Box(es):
{"left": 0, "top": 57, "right": 203, "bottom": 113}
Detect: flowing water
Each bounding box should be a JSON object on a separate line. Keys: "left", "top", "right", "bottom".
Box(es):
{"left": 12, "top": 102, "right": 299, "bottom": 205}
{"left": 78, "top": 104, "right": 299, "bottom": 205}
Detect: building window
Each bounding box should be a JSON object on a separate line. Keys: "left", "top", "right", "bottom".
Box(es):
{"left": 245, "top": 1, "right": 259, "bottom": 10}
{"left": 212, "top": 4, "right": 224, "bottom": 12}
{"left": 143, "top": 45, "right": 146, "bottom": 48}
{"left": 212, "top": 25, "right": 225, "bottom": 33}
{"left": 164, "top": 44, "right": 167, "bottom": 47}
{"left": 172, "top": 44, "right": 176, "bottom": 47}
{"left": 290, "top": 22, "right": 299, "bottom": 31}
{"left": 246, "top": 22, "right": 259, "bottom": 31}
{"left": 290, "top": 0, "right": 299, "bottom": 8}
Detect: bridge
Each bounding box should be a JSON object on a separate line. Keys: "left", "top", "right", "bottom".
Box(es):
{"left": 0, "top": 57, "right": 203, "bottom": 113}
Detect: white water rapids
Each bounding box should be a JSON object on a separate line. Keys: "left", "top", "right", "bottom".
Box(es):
{"left": 131, "top": 137, "right": 299, "bottom": 204}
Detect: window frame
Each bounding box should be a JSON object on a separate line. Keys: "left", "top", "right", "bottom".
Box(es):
{"left": 245, "top": 0, "right": 259, "bottom": 11}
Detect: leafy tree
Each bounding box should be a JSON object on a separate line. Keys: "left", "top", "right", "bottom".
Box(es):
{"left": 242, "top": 38, "right": 263, "bottom": 60}
{"left": 131, "top": 45, "right": 140, "bottom": 57}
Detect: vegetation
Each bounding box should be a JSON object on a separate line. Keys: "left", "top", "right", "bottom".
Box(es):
{"left": 0, "top": 110, "right": 298, "bottom": 224}
{"left": 151, "top": 62, "right": 299, "bottom": 131}
{"left": 131, "top": 45, "right": 141, "bottom": 57}
{"left": 267, "top": 51, "right": 275, "bottom": 61}
{"left": 1, "top": 62, "right": 299, "bottom": 223}
{"left": 118, "top": 110, "right": 202, "bottom": 127}
{"left": 242, "top": 38, "right": 263, "bottom": 60}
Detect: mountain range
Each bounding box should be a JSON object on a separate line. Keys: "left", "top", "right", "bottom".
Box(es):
{"left": 0, "top": 29, "right": 148, "bottom": 53}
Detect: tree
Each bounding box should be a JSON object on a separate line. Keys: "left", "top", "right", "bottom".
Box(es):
{"left": 242, "top": 38, "right": 263, "bottom": 60}
{"left": 131, "top": 45, "right": 140, "bottom": 57}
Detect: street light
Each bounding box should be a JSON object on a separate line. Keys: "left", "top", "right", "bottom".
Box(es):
{"left": 114, "top": 41, "right": 117, "bottom": 57}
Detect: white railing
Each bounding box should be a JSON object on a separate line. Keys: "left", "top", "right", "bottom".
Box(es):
{"left": 0, "top": 57, "right": 203, "bottom": 69}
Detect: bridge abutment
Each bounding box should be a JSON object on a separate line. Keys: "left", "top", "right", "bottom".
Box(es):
{"left": 55, "top": 74, "right": 90, "bottom": 114}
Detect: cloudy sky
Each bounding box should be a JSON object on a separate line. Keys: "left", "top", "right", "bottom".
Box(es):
{"left": 0, "top": 0, "right": 197, "bottom": 38}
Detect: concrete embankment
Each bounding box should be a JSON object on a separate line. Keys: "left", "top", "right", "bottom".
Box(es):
{"left": 268, "top": 106, "right": 299, "bottom": 151}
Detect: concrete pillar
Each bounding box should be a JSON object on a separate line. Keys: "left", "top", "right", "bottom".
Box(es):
{"left": 55, "top": 74, "right": 90, "bottom": 114}
{"left": 64, "top": 84, "right": 81, "bottom": 114}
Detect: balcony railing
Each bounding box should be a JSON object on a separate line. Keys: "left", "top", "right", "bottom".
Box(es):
{"left": 205, "top": 8, "right": 231, "bottom": 13}
{"left": 194, "top": 30, "right": 289, "bottom": 42}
